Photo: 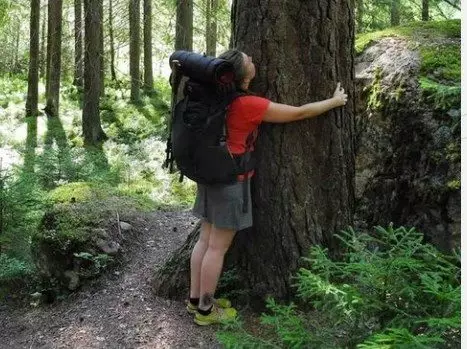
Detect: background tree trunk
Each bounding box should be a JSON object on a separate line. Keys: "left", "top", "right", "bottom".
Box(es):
{"left": 175, "top": 0, "right": 193, "bottom": 51}
{"left": 99, "top": 0, "right": 104, "bottom": 96}
{"left": 39, "top": 7, "right": 46, "bottom": 79}
{"left": 153, "top": 0, "right": 355, "bottom": 302}
{"left": 205, "top": 0, "right": 217, "bottom": 56}
{"left": 45, "top": 0, "right": 63, "bottom": 117}
{"left": 83, "top": 0, "right": 106, "bottom": 146}
{"left": 13, "top": 21, "right": 20, "bottom": 72}
{"left": 109, "top": 0, "right": 117, "bottom": 81}
{"left": 391, "top": 0, "right": 401, "bottom": 26}
{"left": 129, "top": 0, "right": 141, "bottom": 102}
{"left": 422, "top": 0, "right": 429, "bottom": 21}
{"left": 356, "top": 0, "right": 364, "bottom": 33}
{"left": 143, "top": 0, "right": 154, "bottom": 92}
{"left": 26, "top": 0, "right": 40, "bottom": 117}
{"left": 73, "top": 0, "right": 83, "bottom": 87}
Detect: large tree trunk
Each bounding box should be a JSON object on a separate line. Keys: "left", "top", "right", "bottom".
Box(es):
{"left": 83, "top": 0, "right": 106, "bottom": 146}
{"left": 205, "top": 0, "right": 217, "bottom": 56}
{"left": 26, "top": 0, "right": 40, "bottom": 117}
{"left": 45, "top": 0, "right": 63, "bottom": 117}
{"left": 422, "top": 0, "right": 429, "bottom": 21}
{"left": 143, "top": 0, "right": 154, "bottom": 92}
{"left": 108, "top": 0, "right": 117, "bottom": 81}
{"left": 73, "top": 0, "right": 83, "bottom": 87}
{"left": 175, "top": 0, "right": 193, "bottom": 51}
{"left": 391, "top": 0, "right": 401, "bottom": 26}
{"left": 129, "top": 0, "right": 141, "bottom": 102}
{"left": 25, "top": 0, "right": 41, "bottom": 173}
{"left": 153, "top": 0, "right": 355, "bottom": 302}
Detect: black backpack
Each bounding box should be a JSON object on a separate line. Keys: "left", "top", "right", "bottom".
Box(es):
{"left": 163, "top": 51, "right": 256, "bottom": 187}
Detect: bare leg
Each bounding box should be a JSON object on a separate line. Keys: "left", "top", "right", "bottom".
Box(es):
{"left": 189, "top": 220, "right": 212, "bottom": 299}
{"left": 198, "top": 225, "right": 236, "bottom": 310}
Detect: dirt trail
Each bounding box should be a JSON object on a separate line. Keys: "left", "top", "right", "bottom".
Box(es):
{"left": 0, "top": 210, "right": 221, "bottom": 349}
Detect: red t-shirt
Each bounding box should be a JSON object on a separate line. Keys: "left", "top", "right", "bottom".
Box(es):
{"left": 226, "top": 95, "right": 270, "bottom": 179}
{"left": 226, "top": 95, "right": 270, "bottom": 155}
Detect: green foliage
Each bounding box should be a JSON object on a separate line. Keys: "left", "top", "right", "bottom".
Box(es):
{"left": 419, "top": 77, "right": 460, "bottom": 109}
{"left": 0, "top": 169, "right": 47, "bottom": 259}
{"left": 0, "top": 253, "right": 33, "bottom": 282}
{"left": 73, "top": 252, "right": 114, "bottom": 277}
{"left": 48, "top": 181, "right": 116, "bottom": 204}
{"left": 0, "top": 76, "right": 28, "bottom": 107}
{"left": 420, "top": 45, "right": 460, "bottom": 82}
{"left": 217, "top": 318, "right": 280, "bottom": 349}
{"left": 218, "top": 225, "right": 460, "bottom": 348}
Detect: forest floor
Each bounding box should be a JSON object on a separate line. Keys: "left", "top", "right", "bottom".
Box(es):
{"left": 0, "top": 210, "right": 227, "bottom": 349}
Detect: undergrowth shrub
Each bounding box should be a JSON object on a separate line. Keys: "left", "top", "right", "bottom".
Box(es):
{"left": 218, "top": 225, "right": 460, "bottom": 349}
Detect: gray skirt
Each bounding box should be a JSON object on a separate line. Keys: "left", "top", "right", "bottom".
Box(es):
{"left": 192, "top": 179, "right": 252, "bottom": 231}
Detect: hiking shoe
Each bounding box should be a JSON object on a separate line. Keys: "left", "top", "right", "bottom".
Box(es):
{"left": 194, "top": 305, "right": 237, "bottom": 326}
{"left": 186, "top": 298, "right": 232, "bottom": 314}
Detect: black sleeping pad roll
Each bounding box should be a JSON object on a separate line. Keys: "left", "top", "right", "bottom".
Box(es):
{"left": 169, "top": 51, "right": 234, "bottom": 85}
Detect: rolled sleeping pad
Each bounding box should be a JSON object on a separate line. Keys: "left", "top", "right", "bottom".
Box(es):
{"left": 169, "top": 50, "right": 235, "bottom": 85}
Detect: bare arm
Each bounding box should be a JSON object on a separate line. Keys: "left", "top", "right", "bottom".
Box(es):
{"left": 263, "top": 83, "right": 348, "bottom": 123}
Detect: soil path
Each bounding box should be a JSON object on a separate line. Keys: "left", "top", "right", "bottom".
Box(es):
{"left": 0, "top": 210, "right": 221, "bottom": 349}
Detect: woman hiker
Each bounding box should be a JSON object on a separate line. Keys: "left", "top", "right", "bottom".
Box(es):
{"left": 187, "top": 49, "right": 348, "bottom": 326}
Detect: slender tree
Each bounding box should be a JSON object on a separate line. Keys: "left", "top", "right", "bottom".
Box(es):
{"left": 45, "top": 0, "right": 63, "bottom": 117}
{"left": 39, "top": 6, "right": 46, "bottom": 78}
{"left": 205, "top": 0, "right": 217, "bottom": 56}
{"left": 73, "top": 0, "right": 83, "bottom": 87}
{"left": 13, "top": 21, "right": 20, "bottom": 72}
{"left": 108, "top": 0, "right": 117, "bottom": 81}
{"left": 143, "top": 0, "right": 154, "bottom": 92}
{"left": 391, "top": 0, "right": 401, "bottom": 26}
{"left": 83, "top": 0, "right": 106, "bottom": 146}
{"left": 356, "top": 0, "right": 364, "bottom": 33}
{"left": 422, "top": 0, "right": 429, "bottom": 20}
{"left": 175, "top": 0, "right": 193, "bottom": 51}
{"left": 26, "top": 0, "right": 40, "bottom": 117}
{"left": 99, "top": 0, "right": 104, "bottom": 96}
{"left": 129, "top": 0, "right": 141, "bottom": 102}
{"left": 153, "top": 0, "right": 355, "bottom": 300}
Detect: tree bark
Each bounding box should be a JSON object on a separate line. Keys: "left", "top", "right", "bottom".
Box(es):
{"left": 45, "top": 0, "right": 63, "bottom": 117}
{"left": 205, "top": 0, "right": 217, "bottom": 56}
{"left": 153, "top": 0, "right": 355, "bottom": 302}
{"left": 108, "top": 0, "right": 117, "bottom": 81}
{"left": 422, "top": 0, "right": 429, "bottom": 21}
{"left": 391, "top": 0, "right": 401, "bottom": 26}
{"left": 83, "top": 0, "right": 106, "bottom": 146}
{"left": 129, "top": 0, "right": 141, "bottom": 102}
{"left": 26, "top": 0, "right": 40, "bottom": 117}
{"left": 99, "top": 0, "right": 104, "bottom": 96}
{"left": 175, "top": 0, "right": 193, "bottom": 51}
{"left": 39, "top": 7, "right": 46, "bottom": 79}
{"left": 143, "top": 0, "right": 154, "bottom": 92}
{"left": 13, "top": 21, "right": 20, "bottom": 72}
{"left": 356, "top": 0, "right": 364, "bottom": 33}
{"left": 73, "top": 0, "right": 83, "bottom": 87}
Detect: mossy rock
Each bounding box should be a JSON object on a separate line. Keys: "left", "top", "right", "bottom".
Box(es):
{"left": 31, "top": 194, "right": 141, "bottom": 294}
{"left": 356, "top": 19, "right": 460, "bottom": 55}
{"left": 356, "top": 19, "right": 460, "bottom": 111}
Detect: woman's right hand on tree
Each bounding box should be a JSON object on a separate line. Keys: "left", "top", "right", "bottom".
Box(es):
{"left": 333, "top": 83, "right": 348, "bottom": 106}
